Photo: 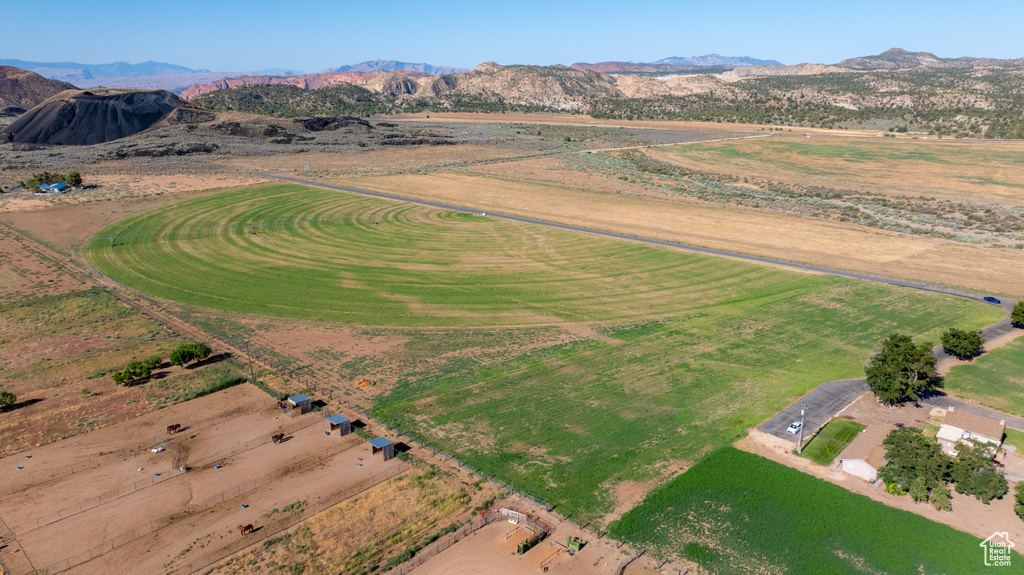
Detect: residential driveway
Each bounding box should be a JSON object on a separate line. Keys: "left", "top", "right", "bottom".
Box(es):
{"left": 758, "top": 379, "right": 869, "bottom": 442}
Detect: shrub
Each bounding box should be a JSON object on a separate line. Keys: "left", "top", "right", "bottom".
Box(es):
{"left": 170, "top": 341, "right": 212, "bottom": 368}
{"left": 0, "top": 388, "right": 16, "bottom": 409}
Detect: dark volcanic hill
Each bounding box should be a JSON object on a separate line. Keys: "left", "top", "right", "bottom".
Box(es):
{"left": 0, "top": 66, "right": 77, "bottom": 110}
{"left": 2, "top": 88, "right": 214, "bottom": 145}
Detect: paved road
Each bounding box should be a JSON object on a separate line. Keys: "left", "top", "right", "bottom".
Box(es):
{"left": 921, "top": 393, "right": 1024, "bottom": 432}
{"left": 260, "top": 172, "right": 1021, "bottom": 442}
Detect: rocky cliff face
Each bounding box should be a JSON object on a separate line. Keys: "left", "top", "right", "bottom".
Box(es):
{"left": 0, "top": 66, "right": 77, "bottom": 110}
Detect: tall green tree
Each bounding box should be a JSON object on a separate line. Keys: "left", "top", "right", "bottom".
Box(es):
{"left": 1012, "top": 301, "right": 1024, "bottom": 329}
{"left": 170, "top": 341, "right": 212, "bottom": 368}
{"left": 940, "top": 327, "right": 984, "bottom": 360}
{"left": 931, "top": 483, "right": 952, "bottom": 512}
{"left": 1014, "top": 482, "right": 1024, "bottom": 520}
{"left": 951, "top": 439, "right": 1008, "bottom": 504}
{"left": 879, "top": 427, "right": 950, "bottom": 492}
{"left": 865, "top": 333, "right": 939, "bottom": 405}
{"left": 66, "top": 172, "right": 83, "bottom": 187}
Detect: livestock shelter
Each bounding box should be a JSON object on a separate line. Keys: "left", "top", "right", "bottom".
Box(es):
{"left": 285, "top": 394, "right": 312, "bottom": 418}
{"left": 325, "top": 414, "right": 351, "bottom": 436}
{"left": 368, "top": 436, "right": 395, "bottom": 461}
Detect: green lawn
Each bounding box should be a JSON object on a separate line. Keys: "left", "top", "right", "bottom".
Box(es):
{"left": 943, "top": 336, "right": 1024, "bottom": 418}
{"left": 87, "top": 184, "right": 1002, "bottom": 521}
{"left": 798, "top": 418, "right": 866, "bottom": 465}
{"left": 609, "top": 447, "right": 1020, "bottom": 574}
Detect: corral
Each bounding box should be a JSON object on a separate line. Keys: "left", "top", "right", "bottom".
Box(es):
{"left": 0, "top": 383, "right": 404, "bottom": 575}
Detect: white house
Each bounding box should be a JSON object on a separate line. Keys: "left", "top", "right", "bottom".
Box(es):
{"left": 936, "top": 407, "right": 1004, "bottom": 453}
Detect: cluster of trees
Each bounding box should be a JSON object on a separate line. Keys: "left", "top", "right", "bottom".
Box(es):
{"left": 0, "top": 387, "right": 16, "bottom": 409}
{"left": 881, "top": 427, "right": 1007, "bottom": 509}
{"left": 108, "top": 341, "right": 212, "bottom": 385}
{"left": 18, "top": 171, "right": 82, "bottom": 189}
{"left": 111, "top": 355, "right": 162, "bottom": 386}
{"left": 170, "top": 342, "right": 212, "bottom": 368}
{"left": 867, "top": 324, "right": 994, "bottom": 405}
{"left": 1013, "top": 301, "right": 1024, "bottom": 328}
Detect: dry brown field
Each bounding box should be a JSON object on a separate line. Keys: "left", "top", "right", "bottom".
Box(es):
{"left": 329, "top": 172, "right": 1024, "bottom": 298}
{"left": 0, "top": 384, "right": 405, "bottom": 575}
{"left": 649, "top": 134, "right": 1024, "bottom": 207}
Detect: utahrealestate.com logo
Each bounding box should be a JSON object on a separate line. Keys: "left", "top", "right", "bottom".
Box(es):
{"left": 981, "top": 532, "right": 1014, "bottom": 567}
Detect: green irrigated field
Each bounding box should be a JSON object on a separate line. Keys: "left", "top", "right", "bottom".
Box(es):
{"left": 88, "top": 184, "right": 1001, "bottom": 520}
{"left": 943, "top": 336, "right": 1024, "bottom": 417}
{"left": 610, "top": 447, "right": 1006, "bottom": 574}
{"left": 798, "top": 418, "right": 866, "bottom": 465}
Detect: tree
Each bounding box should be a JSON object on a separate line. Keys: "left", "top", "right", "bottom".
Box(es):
{"left": 879, "top": 427, "right": 950, "bottom": 492}
{"left": 865, "top": 333, "right": 939, "bottom": 405}
{"left": 940, "top": 327, "right": 984, "bottom": 360}
{"left": 1015, "top": 482, "right": 1024, "bottom": 520}
{"left": 909, "top": 476, "right": 929, "bottom": 503}
{"left": 0, "top": 388, "right": 16, "bottom": 409}
{"left": 931, "top": 483, "right": 951, "bottom": 512}
{"left": 111, "top": 358, "right": 154, "bottom": 385}
{"left": 66, "top": 172, "right": 83, "bottom": 187}
{"left": 170, "top": 342, "right": 212, "bottom": 368}
{"left": 1012, "top": 301, "right": 1024, "bottom": 329}
{"left": 950, "top": 439, "right": 1008, "bottom": 504}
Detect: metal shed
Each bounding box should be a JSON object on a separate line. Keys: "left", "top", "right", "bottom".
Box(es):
{"left": 285, "top": 394, "right": 312, "bottom": 417}
{"left": 368, "top": 436, "right": 395, "bottom": 461}
{"left": 325, "top": 414, "right": 351, "bottom": 436}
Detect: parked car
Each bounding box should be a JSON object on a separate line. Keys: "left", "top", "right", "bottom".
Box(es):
{"left": 787, "top": 421, "right": 803, "bottom": 434}
{"left": 984, "top": 296, "right": 1001, "bottom": 304}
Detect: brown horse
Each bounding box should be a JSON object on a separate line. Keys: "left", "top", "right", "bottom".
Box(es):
{"left": 166, "top": 424, "right": 181, "bottom": 434}
{"left": 240, "top": 524, "right": 254, "bottom": 535}
{"left": 272, "top": 433, "right": 285, "bottom": 444}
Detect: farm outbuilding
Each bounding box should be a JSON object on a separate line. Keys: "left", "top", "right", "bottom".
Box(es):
{"left": 325, "top": 414, "right": 351, "bottom": 436}
{"left": 368, "top": 436, "right": 395, "bottom": 461}
{"left": 285, "top": 394, "right": 312, "bottom": 417}
{"left": 837, "top": 424, "right": 889, "bottom": 483}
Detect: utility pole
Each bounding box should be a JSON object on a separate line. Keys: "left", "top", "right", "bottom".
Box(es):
{"left": 244, "top": 339, "right": 256, "bottom": 385}
{"left": 796, "top": 404, "right": 808, "bottom": 453}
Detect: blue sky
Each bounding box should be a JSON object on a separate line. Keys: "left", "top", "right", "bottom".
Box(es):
{"left": 3, "top": 0, "right": 1021, "bottom": 72}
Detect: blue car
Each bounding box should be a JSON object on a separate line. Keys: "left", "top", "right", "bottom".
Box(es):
{"left": 984, "top": 296, "right": 1001, "bottom": 304}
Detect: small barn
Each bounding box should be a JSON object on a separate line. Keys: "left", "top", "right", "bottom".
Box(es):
{"left": 36, "top": 183, "right": 68, "bottom": 194}
{"left": 325, "top": 414, "right": 351, "bottom": 436}
{"left": 369, "top": 436, "right": 395, "bottom": 461}
{"left": 285, "top": 394, "right": 312, "bottom": 417}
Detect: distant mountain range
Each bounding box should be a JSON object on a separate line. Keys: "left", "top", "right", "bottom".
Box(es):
{"left": 652, "top": 54, "right": 784, "bottom": 67}
{"left": 0, "top": 59, "right": 210, "bottom": 82}
{"left": 322, "top": 60, "right": 468, "bottom": 76}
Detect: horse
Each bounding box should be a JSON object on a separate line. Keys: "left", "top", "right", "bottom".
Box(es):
{"left": 272, "top": 433, "right": 285, "bottom": 444}
{"left": 166, "top": 424, "right": 181, "bottom": 434}
{"left": 240, "top": 524, "right": 254, "bottom": 535}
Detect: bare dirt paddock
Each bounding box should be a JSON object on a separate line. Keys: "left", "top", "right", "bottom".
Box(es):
{"left": 0, "top": 384, "right": 404, "bottom": 575}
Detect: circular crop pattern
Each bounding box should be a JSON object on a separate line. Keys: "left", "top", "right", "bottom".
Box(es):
{"left": 89, "top": 184, "right": 809, "bottom": 327}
